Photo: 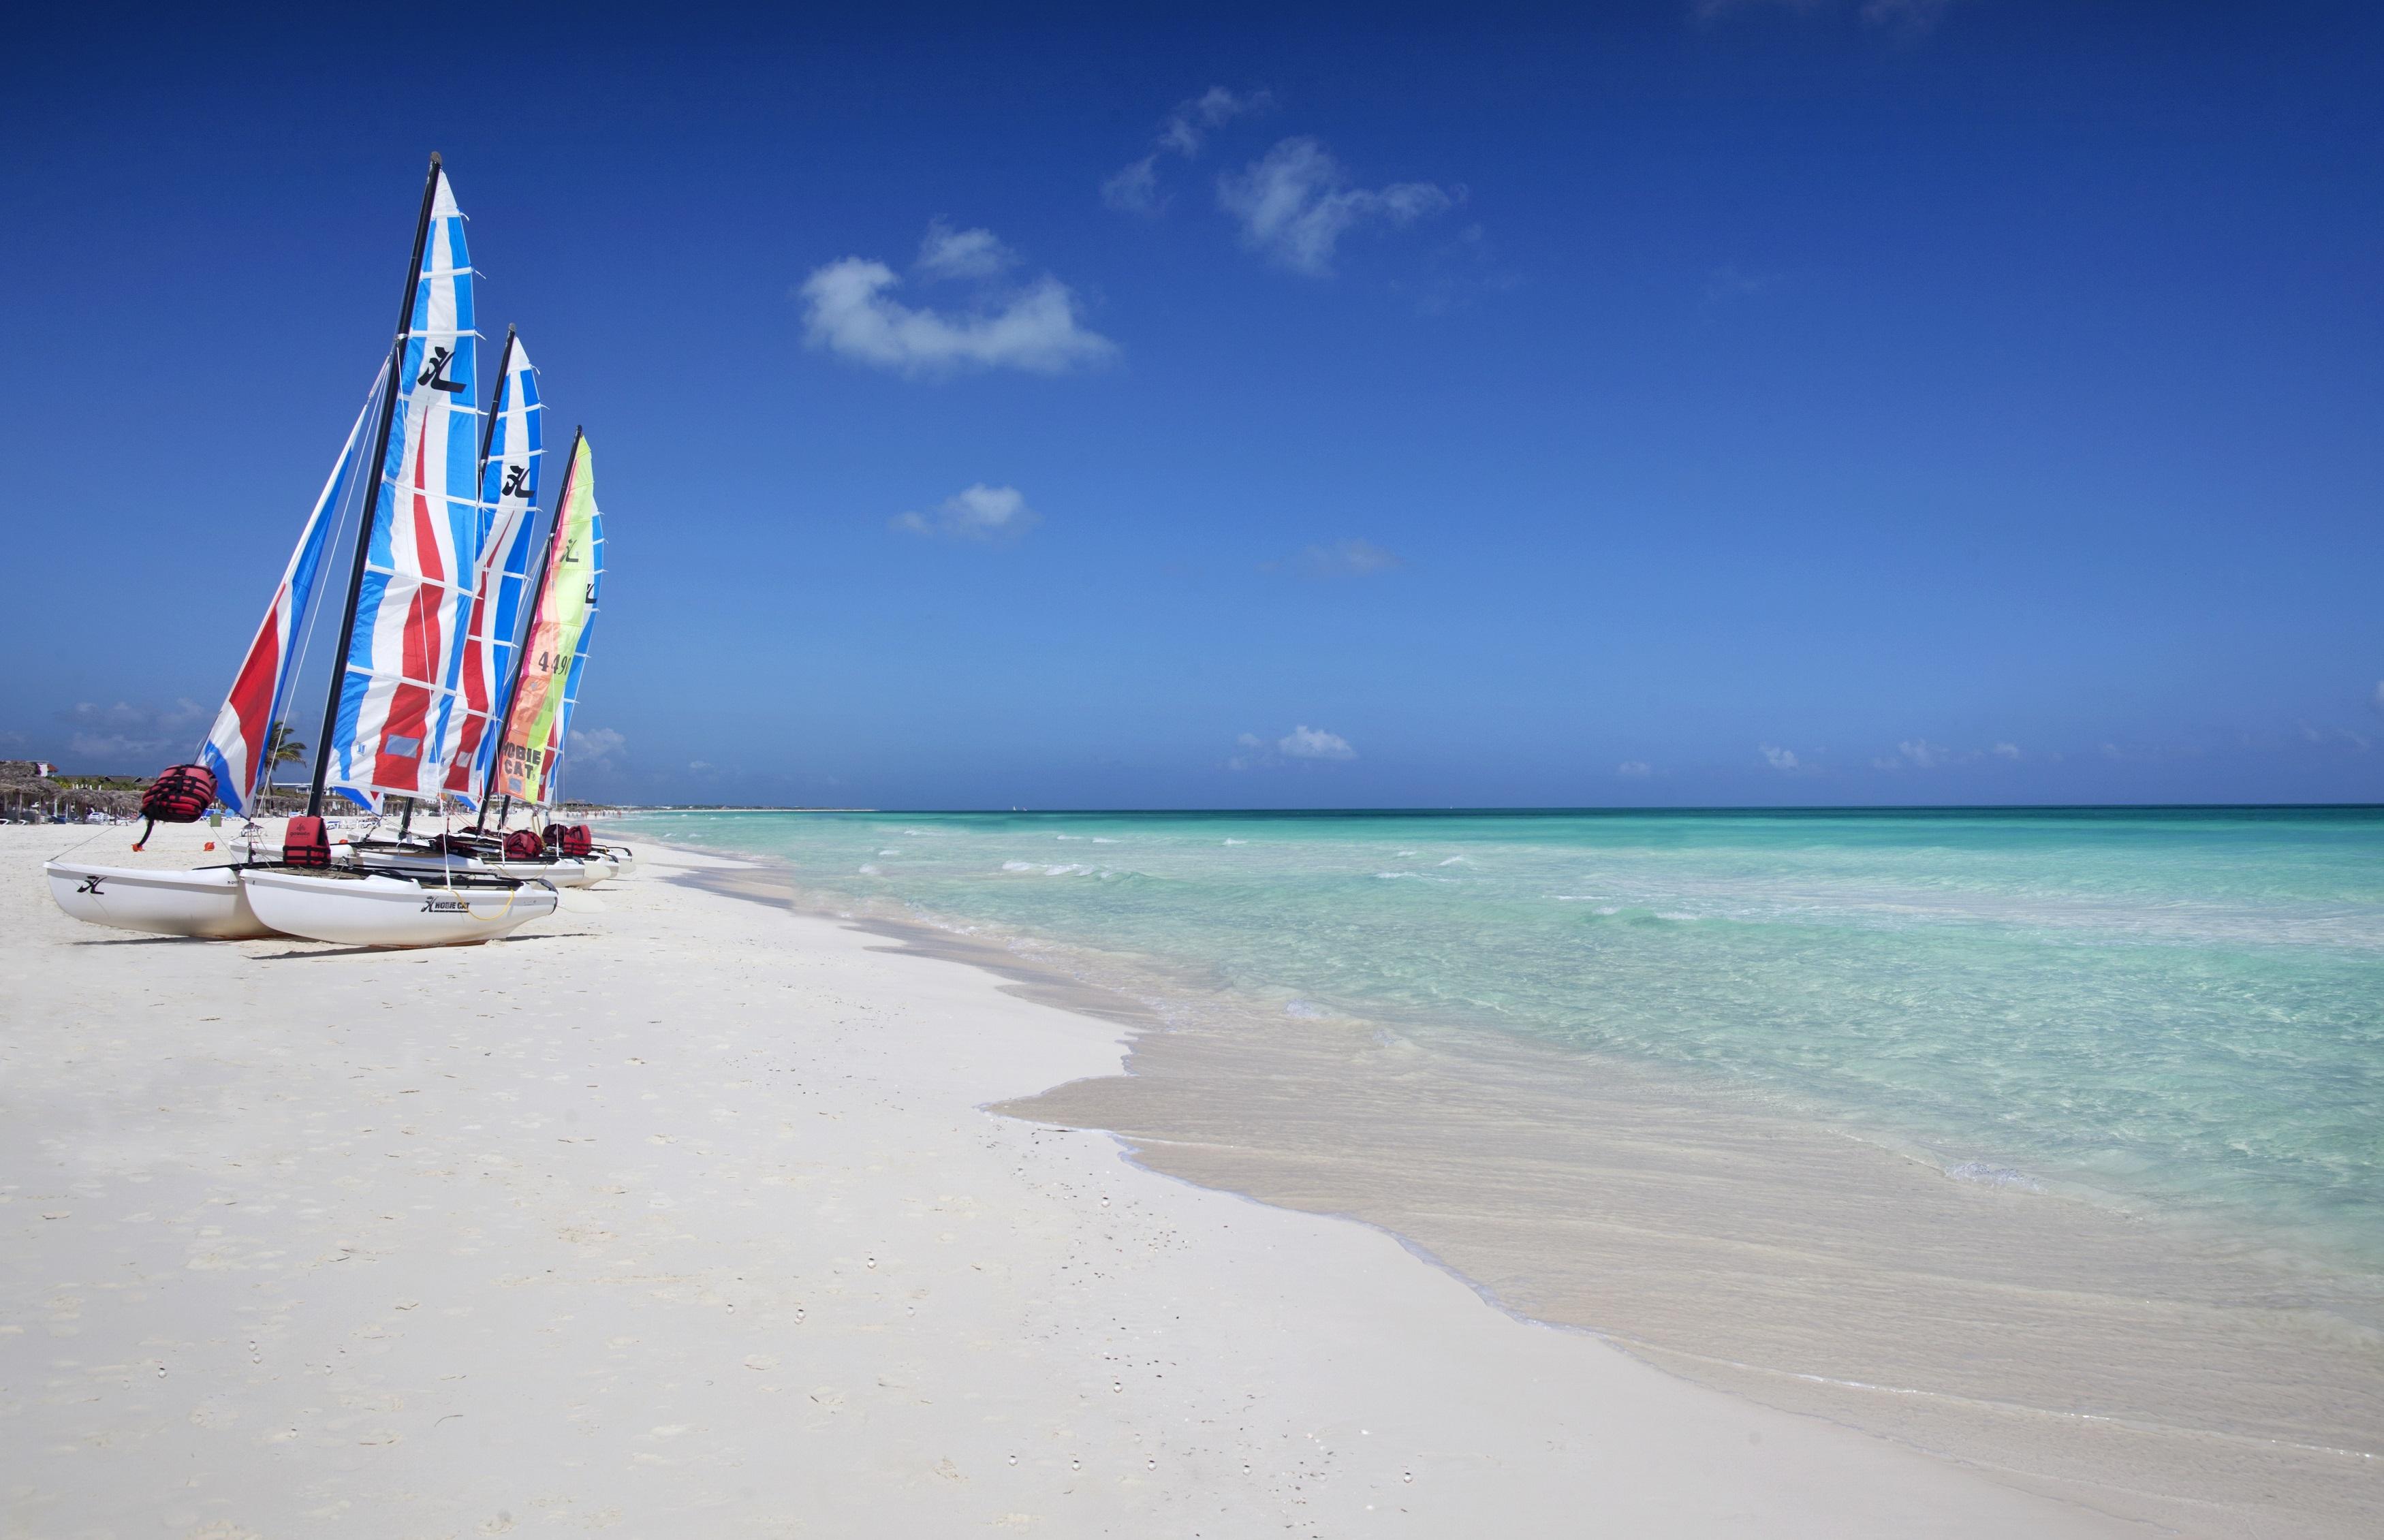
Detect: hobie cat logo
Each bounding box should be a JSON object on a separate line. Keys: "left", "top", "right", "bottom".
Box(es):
{"left": 420, "top": 896, "right": 471, "bottom": 913}
{"left": 502, "top": 464, "right": 531, "bottom": 498}
{"left": 417, "top": 345, "right": 465, "bottom": 394}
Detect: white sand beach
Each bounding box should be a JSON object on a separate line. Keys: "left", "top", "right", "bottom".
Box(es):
{"left": 1, "top": 824, "right": 2143, "bottom": 1537}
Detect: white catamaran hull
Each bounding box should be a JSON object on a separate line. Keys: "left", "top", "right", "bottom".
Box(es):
{"left": 44, "top": 861, "right": 281, "bottom": 940}
{"left": 349, "top": 843, "right": 598, "bottom": 887}
{"left": 239, "top": 868, "right": 558, "bottom": 948}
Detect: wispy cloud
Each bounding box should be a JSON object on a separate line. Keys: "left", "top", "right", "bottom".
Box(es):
{"left": 915, "top": 221, "right": 1017, "bottom": 281}
{"left": 59, "top": 698, "right": 208, "bottom": 766}
{"left": 890, "top": 484, "right": 1041, "bottom": 542}
{"left": 1101, "top": 159, "right": 1163, "bottom": 215}
{"left": 1992, "top": 741, "right": 2022, "bottom": 760}
{"left": 1872, "top": 738, "right": 1954, "bottom": 770}
{"left": 1229, "top": 724, "right": 1357, "bottom": 770}
{"left": 2372, "top": 680, "right": 2384, "bottom": 719}
{"left": 800, "top": 225, "right": 1115, "bottom": 377}
{"left": 1693, "top": 0, "right": 1959, "bottom": 35}
{"left": 569, "top": 726, "right": 626, "bottom": 768}
{"left": 1219, "top": 138, "right": 1457, "bottom": 277}
{"left": 1103, "top": 86, "right": 1276, "bottom": 214}
{"left": 1617, "top": 760, "right": 1653, "bottom": 779}
{"left": 1262, "top": 538, "right": 1405, "bottom": 577}
{"left": 1759, "top": 743, "right": 1802, "bottom": 771}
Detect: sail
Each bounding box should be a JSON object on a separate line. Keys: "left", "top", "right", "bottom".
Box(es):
{"left": 440, "top": 333, "right": 544, "bottom": 806}
{"left": 327, "top": 166, "right": 482, "bottom": 804}
{"left": 198, "top": 363, "right": 387, "bottom": 815}
{"left": 495, "top": 433, "right": 603, "bottom": 804}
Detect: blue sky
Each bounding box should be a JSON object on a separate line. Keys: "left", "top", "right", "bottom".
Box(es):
{"left": 3, "top": 1, "right": 2378, "bottom": 808}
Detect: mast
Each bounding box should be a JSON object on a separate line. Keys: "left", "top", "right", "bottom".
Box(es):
{"left": 305, "top": 152, "right": 445, "bottom": 820}
{"left": 479, "top": 424, "right": 582, "bottom": 812}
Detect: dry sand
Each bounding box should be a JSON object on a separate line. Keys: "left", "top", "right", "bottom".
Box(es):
{"left": 1, "top": 824, "right": 2142, "bottom": 1537}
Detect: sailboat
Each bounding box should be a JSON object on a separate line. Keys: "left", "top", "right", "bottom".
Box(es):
{"left": 338, "top": 328, "right": 596, "bottom": 890}
{"left": 43, "top": 366, "right": 388, "bottom": 938}
{"left": 235, "top": 156, "right": 560, "bottom": 947}
{"left": 48, "top": 155, "right": 561, "bottom": 946}
{"left": 480, "top": 428, "right": 635, "bottom": 881}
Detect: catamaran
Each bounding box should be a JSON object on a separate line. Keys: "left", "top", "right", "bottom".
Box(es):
{"left": 48, "top": 155, "right": 562, "bottom": 947}
{"left": 481, "top": 428, "right": 633, "bottom": 880}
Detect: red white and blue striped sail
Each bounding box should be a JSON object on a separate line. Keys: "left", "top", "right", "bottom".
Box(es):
{"left": 441, "top": 333, "right": 544, "bottom": 806}
{"left": 198, "top": 364, "right": 388, "bottom": 815}
{"left": 328, "top": 168, "right": 483, "bottom": 804}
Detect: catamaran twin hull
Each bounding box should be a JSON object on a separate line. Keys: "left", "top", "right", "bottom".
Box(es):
{"left": 44, "top": 860, "right": 559, "bottom": 947}
{"left": 44, "top": 862, "right": 277, "bottom": 940}
{"left": 240, "top": 868, "right": 558, "bottom": 947}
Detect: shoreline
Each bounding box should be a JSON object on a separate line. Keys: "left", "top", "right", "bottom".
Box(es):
{"left": 661, "top": 837, "right": 2384, "bottom": 1539}
{"left": 0, "top": 823, "right": 2157, "bottom": 1536}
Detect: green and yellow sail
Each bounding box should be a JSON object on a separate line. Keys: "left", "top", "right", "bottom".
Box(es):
{"left": 494, "top": 430, "right": 604, "bottom": 804}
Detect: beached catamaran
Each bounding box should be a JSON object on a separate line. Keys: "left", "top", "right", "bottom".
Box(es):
{"left": 482, "top": 428, "right": 635, "bottom": 877}
{"left": 46, "top": 155, "right": 562, "bottom": 945}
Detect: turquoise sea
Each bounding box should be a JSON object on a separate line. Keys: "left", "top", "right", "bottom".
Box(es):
{"left": 623, "top": 806, "right": 2384, "bottom": 1274}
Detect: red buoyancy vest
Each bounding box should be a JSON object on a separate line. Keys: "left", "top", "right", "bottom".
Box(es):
{"left": 542, "top": 823, "right": 595, "bottom": 858}
{"left": 503, "top": 828, "right": 544, "bottom": 862}
{"left": 131, "top": 763, "right": 219, "bottom": 849}
{"left": 283, "top": 816, "right": 332, "bottom": 869}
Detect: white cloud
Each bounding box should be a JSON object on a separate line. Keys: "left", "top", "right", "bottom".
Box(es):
{"left": 1266, "top": 538, "right": 1405, "bottom": 577}
{"left": 1280, "top": 725, "right": 1355, "bottom": 760}
{"left": 1101, "top": 156, "right": 1161, "bottom": 214}
{"left": 1872, "top": 738, "right": 1954, "bottom": 771}
{"left": 1693, "top": 0, "right": 1958, "bottom": 33}
{"left": 1617, "top": 761, "right": 1652, "bottom": 779}
{"left": 59, "top": 698, "right": 209, "bottom": 766}
{"left": 569, "top": 726, "right": 626, "bottom": 767}
{"left": 1760, "top": 744, "right": 1801, "bottom": 771}
{"left": 1218, "top": 138, "right": 1456, "bottom": 277}
{"left": 1159, "top": 86, "right": 1274, "bottom": 159}
{"left": 799, "top": 234, "right": 1116, "bottom": 377}
{"left": 1992, "top": 741, "right": 2021, "bottom": 760}
{"left": 2372, "top": 681, "right": 2384, "bottom": 719}
{"left": 1105, "top": 87, "right": 1276, "bottom": 214}
{"left": 915, "top": 221, "right": 1018, "bottom": 281}
{"left": 1228, "top": 724, "right": 1357, "bottom": 770}
{"left": 891, "top": 483, "right": 1041, "bottom": 542}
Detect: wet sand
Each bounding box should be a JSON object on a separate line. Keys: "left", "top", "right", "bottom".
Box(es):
{"left": 704, "top": 857, "right": 2384, "bottom": 1539}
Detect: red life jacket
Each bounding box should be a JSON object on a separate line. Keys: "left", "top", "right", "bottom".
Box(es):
{"left": 503, "top": 828, "right": 544, "bottom": 862}
{"left": 133, "top": 763, "right": 218, "bottom": 849}
{"left": 542, "top": 823, "right": 595, "bottom": 858}
{"left": 283, "top": 816, "right": 332, "bottom": 869}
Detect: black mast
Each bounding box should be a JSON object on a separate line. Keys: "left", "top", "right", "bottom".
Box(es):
{"left": 478, "top": 426, "right": 581, "bottom": 817}
{"left": 304, "top": 153, "right": 443, "bottom": 819}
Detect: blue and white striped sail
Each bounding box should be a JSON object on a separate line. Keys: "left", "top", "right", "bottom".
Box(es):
{"left": 440, "top": 332, "right": 544, "bottom": 806}
{"left": 328, "top": 166, "right": 483, "bottom": 805}
{"left": 198, "top": 362, "right": 388, "bottom": 815}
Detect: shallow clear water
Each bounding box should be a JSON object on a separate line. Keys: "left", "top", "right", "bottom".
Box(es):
{"left": 625, "top": 807, "right": 2384, "bottom": 1272}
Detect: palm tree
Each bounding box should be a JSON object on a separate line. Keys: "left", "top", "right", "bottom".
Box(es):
{"left": 263, "top": 723, "right": 306, "bottom": 783}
